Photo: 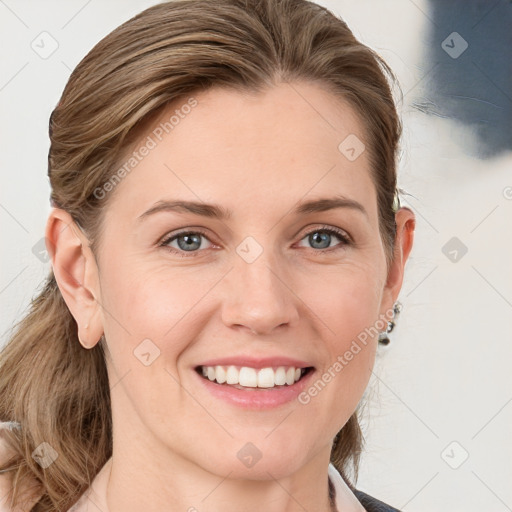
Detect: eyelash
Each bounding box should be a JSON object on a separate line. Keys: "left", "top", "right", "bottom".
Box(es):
{"left": 158, "top": 225, "right": 352, "bottom": 258}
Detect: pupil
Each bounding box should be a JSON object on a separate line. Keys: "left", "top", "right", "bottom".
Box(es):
{"left": 179, "top": 234, "right": 200, "bottom": 251}
{"left": 311, "top": 232, "right": 329, "bottom": 249}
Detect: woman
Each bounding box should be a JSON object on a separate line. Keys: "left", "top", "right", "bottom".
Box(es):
{"left": 0, "top": 0, "right": 415, "bottom": 510}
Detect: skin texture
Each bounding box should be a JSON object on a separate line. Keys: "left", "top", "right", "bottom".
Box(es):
{"left": 46, "top": 81, "right": 415, "bottom": 512}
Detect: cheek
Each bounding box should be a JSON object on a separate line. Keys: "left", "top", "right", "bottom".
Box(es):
{"left": 100, "top": 262, "right": 216, "bottom": 363}
{"left": 300, "top": 261, "right": 384, "bottom": 343}
{"left": 98, "top": 267, "right": 204, "bottom": 415}
{"left": 297, "top": 263, "right": 381, "bottom": 407}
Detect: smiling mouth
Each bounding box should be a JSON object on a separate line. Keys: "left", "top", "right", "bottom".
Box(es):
{"left": 195, "top": 365, "right": 315, "bottom": 390}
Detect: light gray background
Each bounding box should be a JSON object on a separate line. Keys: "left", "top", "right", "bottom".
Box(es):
{"left": 1, "top": 1, "right": 511, "bottom": 511}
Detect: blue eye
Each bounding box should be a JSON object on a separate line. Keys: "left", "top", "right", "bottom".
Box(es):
{"left": 297, "top": 226, "right": 351, "bottom": 251}
{"left": 159, "top": 225, "right": 351, "bottom": 257}
{"left": 160, "top": 229, "right": 212, "bottom": 256}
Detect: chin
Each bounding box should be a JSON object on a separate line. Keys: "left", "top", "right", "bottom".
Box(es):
{"left": 203, "top": 442, "right": 312, "bottom": 481}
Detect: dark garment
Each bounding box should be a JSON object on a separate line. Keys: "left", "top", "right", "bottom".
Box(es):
{"left": 328, "top": 467, "right": 401, "bottom": 512}
{"left": 353, "top": 488, "right": 402, "bottom": 512}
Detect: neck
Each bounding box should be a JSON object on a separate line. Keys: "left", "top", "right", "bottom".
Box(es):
{"left": 105, "top": 446, "right": 336, "bottom": 512}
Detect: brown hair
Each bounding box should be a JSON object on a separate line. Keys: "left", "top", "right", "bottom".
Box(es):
{"left": 0, "top": 0, "right": 402, "bottom": 509}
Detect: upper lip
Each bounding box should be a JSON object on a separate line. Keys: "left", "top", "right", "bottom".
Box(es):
{"left": 196, "top": 356, "right": 315, "bottom": 370}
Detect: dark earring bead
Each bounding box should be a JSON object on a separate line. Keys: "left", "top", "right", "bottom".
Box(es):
{"left": 378, "top": 332, "right": 390, "bottom": 345}
{"left": 378, "top": 301, "right": 403, "bottom": 345}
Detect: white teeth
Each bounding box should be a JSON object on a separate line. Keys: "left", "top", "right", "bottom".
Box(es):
{"left": 239, "top": 367, "right": 258, "bottom": 387}
{"left": 215, "top": 365, "right": 227, "bottom": 384}
{"left": 226, "top": 365, "right": 239, "bottom": 384}
{"left": 199, "top": 365, "right": 307, "bottom": 388}
{"left": 274, "top": 367, "right": 286, "bottom": 386}
{"left": 257, "top": 368, "right": 275, "bottom": 388}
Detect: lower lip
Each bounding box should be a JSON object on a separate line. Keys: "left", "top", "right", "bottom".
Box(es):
{"left": 194, "top": 368, "right": 316, "bottom": 410}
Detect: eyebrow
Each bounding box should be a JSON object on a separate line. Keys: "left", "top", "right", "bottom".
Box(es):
{"left": 137, "top": 195, "right": 368, "bottom": 222}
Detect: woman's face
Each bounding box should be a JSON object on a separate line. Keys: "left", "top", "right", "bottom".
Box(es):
{"left": 52, "top": 81, "right": 414, "bottom": 480}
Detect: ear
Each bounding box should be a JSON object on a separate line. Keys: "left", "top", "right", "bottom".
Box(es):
{"left": 45, "top": 208, "right": 104, "bottom": 349}
{"left": 380, "top": 207, "right": 416, "bottom": 318}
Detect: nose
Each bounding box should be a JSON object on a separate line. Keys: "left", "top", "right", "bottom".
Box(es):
{"left": 220, "top": 249, "right": 300, "bottom": 336}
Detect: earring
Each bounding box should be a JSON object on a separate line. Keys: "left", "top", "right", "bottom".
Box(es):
{"left": 378, "top": 301, "right": 402, "bottom": 345}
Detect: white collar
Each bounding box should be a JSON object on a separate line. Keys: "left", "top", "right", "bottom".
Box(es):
{"left": 328, "top": 462, "right": 366, "bottom": 511}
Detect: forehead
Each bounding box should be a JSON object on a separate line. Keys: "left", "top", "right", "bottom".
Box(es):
{"left": 104, "top": 81, "right": 377, "bottom": 224}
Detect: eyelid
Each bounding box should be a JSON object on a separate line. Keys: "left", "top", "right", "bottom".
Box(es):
{"left": 296, "top": 224, "right": 352, "bottom": 244}
{"left": 158, "top": 227, "right": 215, "bottom": 249}
{"left": 158, "top": 224, "right": 352, "bottom": 256}
{"left": 294, "top": 226, "right": 352, "bottom": 255}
